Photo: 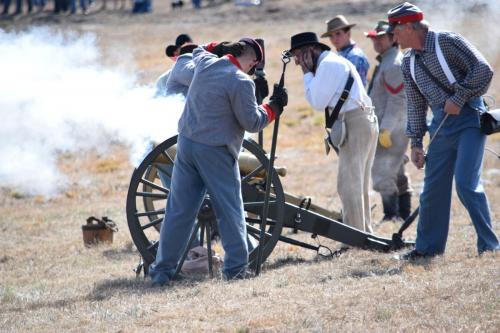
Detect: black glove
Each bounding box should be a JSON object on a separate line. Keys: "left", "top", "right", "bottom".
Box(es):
{"left": 253, "top": 75, "right": 269, "bottom": 101}
{"left": 268, "top": 84, "right": 288, "bottom": 116}
{"left": 212, "top": 41, "right": 245, "bottom": 58}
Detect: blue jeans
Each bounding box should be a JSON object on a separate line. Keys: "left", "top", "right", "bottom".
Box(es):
{"left": 416, "top": 101, "right": 499, "bottom": 255}
{"left": 132, "top": 0, "right": 151, "bottom": 13}
{"left": 149, "top": 135, "right": 249, "bottom": 284}
{"left": 2, "top": 0, "right": 32, "bottom": 13}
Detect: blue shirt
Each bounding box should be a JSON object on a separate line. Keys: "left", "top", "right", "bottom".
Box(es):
{"left": 338, "top": 42, "right": 370, "bottom": 87}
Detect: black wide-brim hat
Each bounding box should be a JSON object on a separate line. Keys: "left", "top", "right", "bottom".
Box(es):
{"left": 165, "top": 33, "right": 194, "bottom": 58}
{"left": 289, "top": 32, "right": 331, "bottom": 53}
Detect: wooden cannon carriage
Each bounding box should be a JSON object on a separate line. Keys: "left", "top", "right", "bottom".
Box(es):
{"left": 126, "top": 135, "right": 415, "bottom": 277}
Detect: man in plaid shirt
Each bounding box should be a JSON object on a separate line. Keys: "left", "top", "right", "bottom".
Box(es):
{"left": 387, "top": 2, "right": 499, "bottom": 260}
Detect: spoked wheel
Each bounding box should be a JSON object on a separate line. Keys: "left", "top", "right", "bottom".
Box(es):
{"left": 142, "top": 165, "right": 167, "bottom": 232}
{"left": 126, "top": 135, "right": 285, "bottom": 271}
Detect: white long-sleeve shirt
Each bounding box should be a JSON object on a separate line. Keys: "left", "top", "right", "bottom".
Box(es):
{"left": 303, "top": 50, "right": 372, "bottom": 114}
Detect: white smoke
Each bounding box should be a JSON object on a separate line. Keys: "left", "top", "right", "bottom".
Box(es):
{"left": 0, "top": 28, "right": 184, "bottom": 197}
{"left": 418, "top": 0, "right": 500, "bottom": 61}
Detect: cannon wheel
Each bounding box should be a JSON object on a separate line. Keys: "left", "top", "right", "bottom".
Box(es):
{"left": 126, "top": 135, "right": 285, "bottom": 271}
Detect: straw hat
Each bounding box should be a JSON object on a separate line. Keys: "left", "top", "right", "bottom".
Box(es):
{"left": 321, "top": 15, "right": 356, "bottom": 38}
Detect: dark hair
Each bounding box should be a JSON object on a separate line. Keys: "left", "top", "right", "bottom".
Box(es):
{"left": 179, "top": 44, "right": 198, "bottom": 55}
{"left": 342, "top": 27, "right": 351, "bottom": 33}
{"left": 241, "top": 43, "right": 256, "bottom": 59}
{"left": 239, "top": 38, "right": 263, "bottom": 63}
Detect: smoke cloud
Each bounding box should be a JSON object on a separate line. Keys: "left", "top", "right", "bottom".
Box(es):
{"left": 0, "top": 28, "right": 184, "bottom": 197}
{"left": 418, "top": 0, "right": 500, "bottom": 61}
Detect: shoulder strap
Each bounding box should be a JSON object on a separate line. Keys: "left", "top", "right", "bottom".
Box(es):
{"left": 409, "top": 33, "right": 455, "bottom": 95}
{"left": 367, "top": 64, "right": 380, "bottom": 95}
{"left": 325, "top": 73, "right": 354, "bottom": 129}
{"left": 434, "top": 32, "right": 456, "bottom": 84}
{"left": 416, "top": 55, "right": 454, "bottom": 95}
{"left": 410, "top": 51, "right": 416, "bottom": 83}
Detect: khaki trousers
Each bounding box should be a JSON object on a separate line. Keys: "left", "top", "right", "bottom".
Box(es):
{"left": 337, "top": 107, "right": 378, "bottom": 233}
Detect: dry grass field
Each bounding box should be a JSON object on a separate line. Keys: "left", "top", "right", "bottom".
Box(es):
{"left": 1, "top": 0, "right": 499, "bottom": 332}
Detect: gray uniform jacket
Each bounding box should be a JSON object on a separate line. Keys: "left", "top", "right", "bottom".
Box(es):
{"left": 369, "top": 46, "right": 407, "bottom": 133}
{"left": 369, "top": 46, "right": 410, "bottom": 195}
{"left": 154, "top": 69, "right": 171, "bottom": 97}
{"left": 166, "top": 53, "right": 196, "bottom": 97}
{"left": 178, "top": 46, "right": 270, "bottom": 159}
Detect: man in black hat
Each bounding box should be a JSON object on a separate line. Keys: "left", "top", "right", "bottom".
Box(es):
{"left": 155, "top": 34, "right": 194, "bottom": 97}
{"left": 387, "top": 2, "right": 499, "bottom": 260}
{"left": 168, "top": 34, "right": 194, "bottom": 58}
{"left": 149, "top": 38, "right": 288, "bottom": 286}
{"left": 164, "top": 43, "right": 198, "bottom": 97}
{"left": 289, "top": 31, "right": 378, "bottom": 235}
{"left": 365, "top": 20, "right": 412, "bottom": 223}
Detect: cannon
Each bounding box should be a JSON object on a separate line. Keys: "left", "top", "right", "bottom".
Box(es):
{"left": 126, "top": 135, "right": 415, "bottom": 276}
{"left": 126, "top": 49, "right": 415, "bottom": 277}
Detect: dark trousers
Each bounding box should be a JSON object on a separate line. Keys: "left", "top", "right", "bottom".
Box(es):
{"left": 54, "top": 0, "right": 69, "bottom": 13}
{"left": 2, "top": 0, "right": 32, "bottom": 14}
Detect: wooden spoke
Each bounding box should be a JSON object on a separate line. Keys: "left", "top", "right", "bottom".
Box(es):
{"left": 141, "top": 217, "right": 164, "bottom": 230}
{"left": 153, "top": 163, "right": 173, "bottom": 178}
{"left": 136, "top": 191, "right": 168, "bottom": 199}
{"left": 241, "top": 164, "right": 265, "bottom": 183}
{"left": 139, "top": 178, "right": 170, "bottom": 194}
{"left": 135, "top": 208, "right": 165, "bottom": 217}
{"left": 161, "top": 150, "right": 174, "bottom": 164}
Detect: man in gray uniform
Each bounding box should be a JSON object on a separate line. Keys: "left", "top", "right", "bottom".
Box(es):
{"left": 165, "top": 43, "right": 198, "bottom": 96}
{"left": 366, "top": 20, "right": 412, "bottom": 222}
{"left": 149, "top": 38, "right": 288, "bottom": 285}
{"left": 155, "top": 33, "right": 194, "bottom": 97}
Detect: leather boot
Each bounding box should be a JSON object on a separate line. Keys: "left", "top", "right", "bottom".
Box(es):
{"left": 381, "top": 194, "right": 399, "bottom": 221}
{"left": 398, "top": 192, "right": 412, "bottom": 220}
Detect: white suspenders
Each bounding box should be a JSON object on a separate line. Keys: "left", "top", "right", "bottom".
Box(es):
{"left": 409, "top": 32, "right": 456, "bottom": 88}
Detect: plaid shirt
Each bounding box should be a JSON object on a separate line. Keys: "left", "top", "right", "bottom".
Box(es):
{"left": 338, "top": 42, "right": 370, "bottom": 87}
{"left": 401, "top": 30, "right": 493, "bottom": 148}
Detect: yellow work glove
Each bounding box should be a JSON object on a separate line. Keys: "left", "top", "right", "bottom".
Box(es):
{"left": 379, "top": 129, "right": 393, "bottom": 148}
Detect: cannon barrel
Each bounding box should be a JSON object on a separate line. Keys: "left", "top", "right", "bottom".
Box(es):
{"left": 153, "top": 144, "right": 287, "bottom": 177}
{"left": 283, "top": 192, "right": 342, "bottom": 221}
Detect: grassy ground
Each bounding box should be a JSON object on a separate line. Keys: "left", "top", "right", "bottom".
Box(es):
{"left": 1, "top": 0, "right": 499, "bottom": 332}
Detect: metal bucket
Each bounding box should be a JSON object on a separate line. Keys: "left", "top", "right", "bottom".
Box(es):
{"left": 82, "top": 216, "right": 117, "bottom": 247}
